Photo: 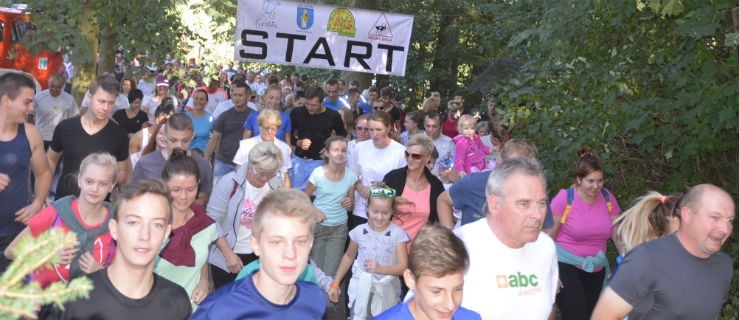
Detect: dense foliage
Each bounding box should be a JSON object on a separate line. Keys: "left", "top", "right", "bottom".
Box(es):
{"left": 396, "top": 0, "right": 739, "bottom": 316}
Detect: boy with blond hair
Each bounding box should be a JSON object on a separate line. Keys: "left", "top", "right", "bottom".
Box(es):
{"left": 192, "top": 189, "right": 326, "bottom": 319}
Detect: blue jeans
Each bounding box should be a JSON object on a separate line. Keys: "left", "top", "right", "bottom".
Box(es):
{"left": 213, "top": 159, "right": 236, "bottom": 186}
{"left": 310, "top": 223, "right": 348, "bottom": 277}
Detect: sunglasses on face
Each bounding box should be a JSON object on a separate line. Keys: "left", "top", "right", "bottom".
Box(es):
{"left": 404, "top": 151, "right": 425, "bottom": 160}
{"left": 369, "top": 186, "right": 396, "bottom": 198}
{"left": 355, "top": 126, "right": 369, "bottom": 132}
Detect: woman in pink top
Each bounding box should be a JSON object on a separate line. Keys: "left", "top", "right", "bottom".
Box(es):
{"left": 383, "top": 134, "right": 445, "bottom": 244}
{"left": 545, "top": 149, "right": 621, "bottom": 320}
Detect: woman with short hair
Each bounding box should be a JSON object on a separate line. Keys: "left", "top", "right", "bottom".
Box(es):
{"left": 206, "top": 142, "right": 284, "bottom": 288}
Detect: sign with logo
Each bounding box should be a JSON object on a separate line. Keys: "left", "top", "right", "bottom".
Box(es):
{"left": 235, "top": 0, "right": 414, "bottom": 76}
{"left": 38, "top": 58, "right": 48, "bottom": 70}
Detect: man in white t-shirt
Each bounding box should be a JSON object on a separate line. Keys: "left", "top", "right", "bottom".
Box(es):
{"left": 454, "top": 157, "right": 557, "bottom": 320}
{"left": 33, "top": 74, "right": 79, "bottom": 145}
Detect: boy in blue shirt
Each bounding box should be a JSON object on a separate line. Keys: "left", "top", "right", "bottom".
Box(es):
{"left": 192, "top": 189, "right": 325, "bottom": 319}
{"left": 375, "top": 225, "right": 481, "bottom": 320}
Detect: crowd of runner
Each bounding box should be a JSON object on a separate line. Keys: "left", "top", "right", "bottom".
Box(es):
{"left": 0, "top": 58, "right": 734, "bottom": 320}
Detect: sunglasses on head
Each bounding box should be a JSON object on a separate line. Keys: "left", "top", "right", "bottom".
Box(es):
{"left": 404, "top": 151, "right": 424, "bottom": 160}
{"left": 369, "top": 186, "right": 396, "bottom": 198}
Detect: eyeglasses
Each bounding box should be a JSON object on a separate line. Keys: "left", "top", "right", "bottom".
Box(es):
{"left": 355, "top": 126, "right": 369, "bottom": 132}
{"left": 250, "top": 167, "right": 277, "bottom": 180}
{"left": 369, "top": 186, "right": 396, "bottom": 198}
{"left": 404, "top": 151, "right": 425, "bottom": 160}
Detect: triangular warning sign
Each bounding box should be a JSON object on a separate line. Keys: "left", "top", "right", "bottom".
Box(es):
{"left": 369, "top": 14, "right": 393, "bottom": 38}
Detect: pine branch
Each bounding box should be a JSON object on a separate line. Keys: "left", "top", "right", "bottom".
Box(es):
{"left": 0, "top": 229, "right": 92, "bottom": 320}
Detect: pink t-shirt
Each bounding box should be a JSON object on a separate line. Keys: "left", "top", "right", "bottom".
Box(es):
{"left": 394, "top": 184, "right": 431, "bottom": 249}
{"left": 550, "top": 188, "right": 621, "bottom": 261}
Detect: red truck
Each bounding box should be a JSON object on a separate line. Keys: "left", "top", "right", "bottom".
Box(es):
{"left": 0, "top": 5, "right": 62, "bottom": 89}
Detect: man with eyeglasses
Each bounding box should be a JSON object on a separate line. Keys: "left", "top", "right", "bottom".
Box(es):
{"left": 131, "top": 114, "right": 213, "bottom": 205}
{"left": 422, "top": 110, "right": 454, "bottom": 178}
{"left": 592, "top": 184, "right": 734, "bottom": 320}
{"left": 454, "top": 157, "right": 557, "bottom": 319}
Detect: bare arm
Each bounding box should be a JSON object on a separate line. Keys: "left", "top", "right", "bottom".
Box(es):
{"left": 129, "top": 130, "right": 143, "bottom": 156}
{"left": 332, "top": 240, "right": 358, "bottom": 287}
{"left": 437, "top": 190, "right": 455, "bottom": 229}
{"left": 373, "top": 243, "right": 408, "bottom": 276}
{"left": 46, "top": 148, "right": 62, "bottom": 177}
{"left": 328, "top": 240, "right": 359, "bottom": 302}
{"left": 591, "top": 287, "right": 633, "bottom": 320}
{"left": 204, "top": 131, "right": 221, "bottom": 161}
{"left": 242, "top": 129, "right": 252, "bottom": 140}
{"left": 116, "top": 160, "right": 128, "bottom": 186}
{"left": 15, "top": 126, "right": 51, "bottom": 223}
{"left": 544, "top": 213, "right": 562, "bottom": 238}
{"left": 4, "top": 227, "right": 30, "bottom": 260}
{"left": 282, "top": 173, "right": 291, "bottom": 189}
{"left": 304, "top": 182, "right": 317, "bottom": 198}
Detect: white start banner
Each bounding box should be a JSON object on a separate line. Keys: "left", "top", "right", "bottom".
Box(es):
{"left": 235, "top": 0, "right": 415, "bottom": 76}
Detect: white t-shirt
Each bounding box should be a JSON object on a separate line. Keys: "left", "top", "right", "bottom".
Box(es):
{"left": 33, "top": 90, "right": 79, "bottom": 141}
{"left": 232, "top": 136, "right": 292, "bottom": 174}
{"left": 233, "top": 180, "right": 271, "bottom": 254}
{"left": 137, "top": 79, "right": 156, "bottom": 96}
{"left": 349, "top": 140, "right": 406, "bottom": 219}
{"left": 454, "top": 218, "right": 558, "bottom": 320}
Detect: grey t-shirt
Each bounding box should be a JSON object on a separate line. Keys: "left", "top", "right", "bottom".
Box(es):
{"left": 213, "top": 107, "right": 252, "bottom": 164}
{"left": 609, "top": 233, "right": 732, "bottom": 320}
{"left": 131, "top": 150, "right": 213, "bottom": 195}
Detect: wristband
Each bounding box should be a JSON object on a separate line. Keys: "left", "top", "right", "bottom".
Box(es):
{"left": 329, "top": 283, "right": 340, "bottom": 290}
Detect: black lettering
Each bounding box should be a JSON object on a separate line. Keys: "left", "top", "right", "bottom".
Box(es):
{"left": 344, "top": 41, "right": 372, "bottom": 70}
{"left": 276, "top": 33, "right": 306, "bottom": 62}
{"left": 303, "top": 37, "right": 335, "bottom": 66}
{"left": 240, "top": 29, "right": 267, "bottom": 59}
{"left": 377, "top": 44, "right": 405, "bottom": 72}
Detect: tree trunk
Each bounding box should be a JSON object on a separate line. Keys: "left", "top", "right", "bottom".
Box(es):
{"left": 97, "top": 29, "right": 116, "bottom": 76}
{"left": 73, "top": 6, "right": 100, "bottom": 104}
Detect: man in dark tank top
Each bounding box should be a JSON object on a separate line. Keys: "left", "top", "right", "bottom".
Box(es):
{"left": 0, "top": 72, "right": 52, "bottom": 273}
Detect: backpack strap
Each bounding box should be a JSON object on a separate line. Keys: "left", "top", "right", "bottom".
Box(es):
{"left": 561, "top": 186, "right": 613, "bottom": 224}
{"left": 560, "top": 187, "right": 575, "bottom": 224}
{"left": 601, "top": 188, "right": 613, "bottom": 213}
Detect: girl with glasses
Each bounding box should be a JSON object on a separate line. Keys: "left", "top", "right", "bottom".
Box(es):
{"left": 329, "top": 185, "right": 410, "bottom": 320}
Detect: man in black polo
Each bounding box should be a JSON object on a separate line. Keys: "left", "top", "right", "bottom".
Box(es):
{"left": 289, "top": 85, "right": 346, "bottom": 190}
